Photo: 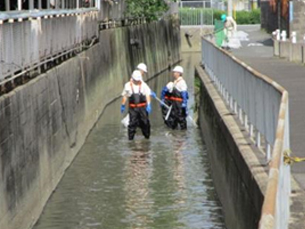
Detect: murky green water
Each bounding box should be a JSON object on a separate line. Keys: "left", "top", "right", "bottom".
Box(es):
{"left": 33, "top": 53, "right": 225, "bottom": 229}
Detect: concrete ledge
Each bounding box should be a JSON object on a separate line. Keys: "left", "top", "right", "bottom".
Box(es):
{"left": 279, "top": 41, "right": 290, "bottom": 59}
{"left": 195, "top": 65, "right": 268, "bottom": 229}
{"left": 274, "top": 40, "right": 279, "bottom": 56}
{"left": 290, "top": 43, "right": 303, "bottom": 62}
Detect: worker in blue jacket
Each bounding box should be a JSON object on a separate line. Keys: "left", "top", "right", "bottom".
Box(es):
{"left": 161, "top": 66, "right": 188, "bottom": 130}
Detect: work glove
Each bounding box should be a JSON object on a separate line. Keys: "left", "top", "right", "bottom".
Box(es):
{"left": 181, "top": 91, "right": 188, "bottom": 108}
{"left": 146, "top": 103, "right": 152, "bottom": 114}
{"left": 120, "top": 104, "right": 125, "bottom": 114}
{"left": 150, "top": 91, "right": 157, "bottom": 99}
{"left": 160, "top": 86, "right": 168, "bottom": 107}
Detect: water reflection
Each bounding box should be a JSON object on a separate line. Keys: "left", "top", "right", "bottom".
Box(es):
{"left": 123, "top": 140, "right": 154, "bottom": 228}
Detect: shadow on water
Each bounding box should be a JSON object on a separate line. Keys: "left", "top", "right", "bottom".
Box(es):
{"left": 33, "top": 53, "right": 226, "bottom": 229}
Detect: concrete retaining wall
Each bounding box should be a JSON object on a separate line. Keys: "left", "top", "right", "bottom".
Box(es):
{"left": 195, "top": 66, "right": 267, "bottom": 229}
{"left": 0, "top": 19, "right": 180, "bottom": 229}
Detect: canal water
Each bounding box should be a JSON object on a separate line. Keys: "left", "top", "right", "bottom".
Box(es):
{"left": 33, "top": 53, "right": 225, "bottom": 229}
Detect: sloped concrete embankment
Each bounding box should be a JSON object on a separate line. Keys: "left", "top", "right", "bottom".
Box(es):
{"left": 0, "top": 19, "right": 180, "bottom": 229}
{"left": 195, "top": 66, "right": 268, "bottom": 229}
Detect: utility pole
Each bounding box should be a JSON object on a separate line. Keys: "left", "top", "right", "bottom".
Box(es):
{"left": 277, "top": 0, "right": 281, "bottom": 31}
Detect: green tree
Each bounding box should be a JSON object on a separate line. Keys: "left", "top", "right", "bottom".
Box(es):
{"left": 125, "top": 0, "right": 176, "bottom": 22}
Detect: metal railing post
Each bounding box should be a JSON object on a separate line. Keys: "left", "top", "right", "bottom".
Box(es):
{"left": 256, "top": 132, "right": 261, "bottom": 148}
{"left": 18, "top": 0, "right": 22, "bottom": 10}
{"left": 250, "top": 124, "right": 254, "bottom": 138}
{"left": 29, "top": 0, "right": 34, "bottom": 10}
{"left": 5, "top": 0, "right": 10, "bottom": 11}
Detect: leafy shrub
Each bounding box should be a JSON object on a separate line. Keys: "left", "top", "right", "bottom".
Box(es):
{"left": 125, "top": 0, "right": 177, "bottom": 22}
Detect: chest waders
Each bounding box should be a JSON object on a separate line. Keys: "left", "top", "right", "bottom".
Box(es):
{"left": 167, "top": 87, "right": 187, "bottom": 130}
{"left": 128, "top": 82, "right": 150, "bottom": 140}
{"left": 162, "top": 90, "right": 175, "bottom": 128}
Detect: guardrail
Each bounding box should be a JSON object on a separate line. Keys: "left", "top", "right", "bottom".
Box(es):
{"left": 201, "top": 37, "right": 290, "bottom": 228}
{"left": 0, "top": 8, "right": 98, "bottom": 81}
{"left": 0, "top": 0, "right": 97, "bottom": 11}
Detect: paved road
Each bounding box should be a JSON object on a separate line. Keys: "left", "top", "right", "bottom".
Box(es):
{"left": 231, "top": 26, "right": 305, "bottom": 189}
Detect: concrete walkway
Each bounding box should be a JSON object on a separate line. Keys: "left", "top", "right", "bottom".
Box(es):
{"left": 230, "top": 26, "right": 305, "bottom": 226}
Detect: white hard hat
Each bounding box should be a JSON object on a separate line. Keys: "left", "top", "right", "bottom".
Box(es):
{"left": 137, "top": 63, "right": 147, "bottom": 73}
{"left": 172, "top": 66, "right": 183, "bottom": 74}
{"left": 131, "top": 70, "right": 142, "bottom": 81}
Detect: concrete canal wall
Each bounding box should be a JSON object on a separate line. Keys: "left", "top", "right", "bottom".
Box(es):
{"left": 195, "top": 66, "right": 268, "bottom": 229}
{"left": 180, "top": 26, "right": 213, "bottom": 52}
{"left": 0, "top": 19, "right": 180, "bottom": 229}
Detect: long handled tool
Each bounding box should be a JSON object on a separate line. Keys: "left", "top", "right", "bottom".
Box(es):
{"left": 153, "top": 96, "right": 172, "bottom": 121}
{"left": 154, "top": 96, "right": 170, "bottom": 109}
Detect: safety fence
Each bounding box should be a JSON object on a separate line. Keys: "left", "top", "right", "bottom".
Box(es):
{"left": 179, "top": 0, "right": 225, "bottom": 9}
{"left": 0, "top": 0, "right": 130, "bottom": 83}
{"left": 0, "top": 0, "right": 98, "bottom": 11}
{"left": 0, "top": 0, "right": 97, "bottom": 11}
{"left": 0, "top": 0, "right": 126, "bottom": 22}
{"left": 0, "top": 0, "right": 179, "bottom": 86}
{"left": 201, "top": 37, "right": 290, "bottom": 228}
{"left": 179, "top": 1, "right": 225, "bottom": 25}
{"left": 0, "top": 8, "right": 99, "bottom": 81}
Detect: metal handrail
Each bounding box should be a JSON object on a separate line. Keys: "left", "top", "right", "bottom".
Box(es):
{"left": 259, "top": 91, "right": 290, "bottom": 229}
{"left": 0, "top": 8, "right": 98, "bottom": 22}
{"left": 201, "top": 36, "right": 290, "bottom": 229}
